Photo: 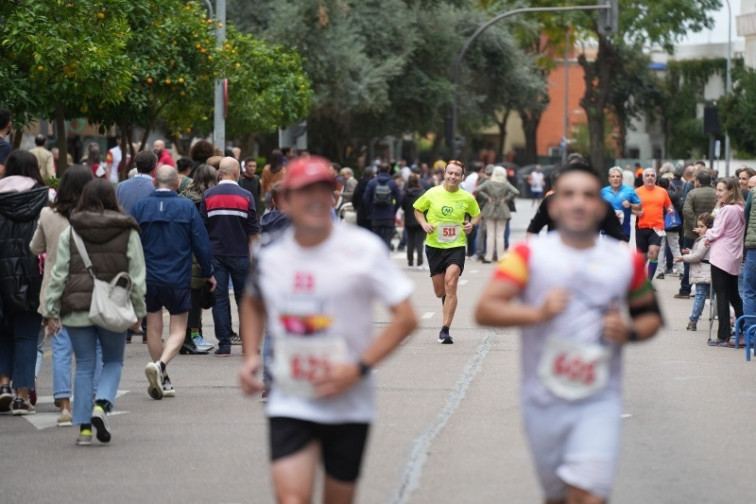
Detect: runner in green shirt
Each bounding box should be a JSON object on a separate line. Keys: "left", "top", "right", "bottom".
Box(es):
{"left": 413, "top": 160, "right": 481, "bottom": 344}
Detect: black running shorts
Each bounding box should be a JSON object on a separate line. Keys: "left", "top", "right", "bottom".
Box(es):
{"left": 269, "top": 417, "right": 370, "bottom": 483}
{"left": 635, "top": 228, "right": 662, "bottom": 254}
{"left": 145, "top": 284, "right": 191, "bottom": 315}
{"left": 425, "top": 245, "right": 466, "bottom": 278}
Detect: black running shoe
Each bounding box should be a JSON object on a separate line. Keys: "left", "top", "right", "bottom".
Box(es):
{"left": 91, "top": 405, "right": 111, "bottom": 443}
{"left": 438, "top": 330, "right": 453, "bottom": 344}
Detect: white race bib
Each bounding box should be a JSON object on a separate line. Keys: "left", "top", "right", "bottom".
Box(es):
{"left": 654, "top": 228, "right": 666, "bottom": 238}
{"left": 273, "top": 336, "right": 349, "bottom": 398}
{"left": 537, "top": 336, "right": 611, "bottom": 401}
{"left": 615, "top": 209, "right": 624, "bottom": 225}
{"left": 437, "top": 223, "right": 461, "bottom": 243}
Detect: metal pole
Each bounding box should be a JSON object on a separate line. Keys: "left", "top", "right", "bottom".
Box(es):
{"left": 450, "top": 4, "right": 610, "bottom": 159}
{"left": 725, "top": 0, "right": 732, "bottom": 176}
{"left": 562, "top": 28, "right": 570, "bottom": 165}
{"left": 214, "top": 0, "right": 226, "bottom": 150}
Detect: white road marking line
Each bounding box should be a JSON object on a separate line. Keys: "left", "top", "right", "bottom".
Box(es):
{"left": 469, "top": 269, "right": 479, "bottom": 274}
{"left": 458, "top": 279, "right": 468, "bottom": 285}
{"left": 392, "top": 330, "right": 495, "bottom": 504}
{"left": 621, "top": 413, "right": 633, "bottom": 419}
{"left": 422, "top": 312, "right": 435, "bottom": 319}
{"left": 25, "top": 410, "right": 128, "bottom": 430}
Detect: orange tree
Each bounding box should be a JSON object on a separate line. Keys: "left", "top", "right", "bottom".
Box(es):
{"left": 161, "top": 25, "right": 312, "bottom": 151}
{"left": 0, "top": 0, "right": 133, "bottom": 171}
{"left": 85, "top": 0, "right": 232, "bottom": 175}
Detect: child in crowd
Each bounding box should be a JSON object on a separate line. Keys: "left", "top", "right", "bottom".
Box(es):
{"left": 676, "top": 213, "right": 714, "bottom": 331}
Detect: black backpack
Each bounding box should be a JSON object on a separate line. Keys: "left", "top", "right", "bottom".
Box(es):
{"left": 373, "top": 179, "right": 393, "bottom": 207}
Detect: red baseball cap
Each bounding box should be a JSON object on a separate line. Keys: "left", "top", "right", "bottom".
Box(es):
{"left": 282, "top": 156, "right": 337, "bottom": 191}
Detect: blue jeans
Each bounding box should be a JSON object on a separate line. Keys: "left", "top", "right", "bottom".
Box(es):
{"left": 211, "top": 255, "right": 250, "bottom": 348}
{"left": 504, "top": 220, "right": 511, "bottom": 251}
{"left": 743, "top": 249, "right": 756, "bottom": 317}
{"left": 67, "top": 325, "right": 126, "bottom": 425}
{"left": 52, "top": 327, "right": 102, "bottom": 400}
{"left": 0, "top": 311, "right": 42, "bottom": 389}
{"left": 690, "top": 283, "right": 711, "bottom": 323}
{"left": 371, "top": 222, "right": 395, "bottom": 250}
{"left": 467, "top": 225, "right": 478, "bottom": 256}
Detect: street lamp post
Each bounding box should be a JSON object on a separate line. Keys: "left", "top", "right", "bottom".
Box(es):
{"left": 449, "top": 3, "right": 614, "bottom": 159}
{"left": 200, "top": 0, "right": 226, "bottom": 150}
{"left": 725, "top": 0, "right": 732, "bottom": 176}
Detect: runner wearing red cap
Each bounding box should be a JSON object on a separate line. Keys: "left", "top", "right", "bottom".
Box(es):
{"left": 239, "top": 156, "right": 418, "bottom": 504}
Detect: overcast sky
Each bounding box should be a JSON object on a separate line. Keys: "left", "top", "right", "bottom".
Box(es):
{"left": 681, "top": 3, "right": 743, "bottom": 45}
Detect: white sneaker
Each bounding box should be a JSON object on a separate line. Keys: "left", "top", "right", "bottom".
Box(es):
{"left": 192, "top": 335, "right": 214, "bottom": 351}
{"left": 144, "top": 362, "right": 163, "bottom": 400}
{"left": 57, "top": 408, "right": 72, "bottom": 427}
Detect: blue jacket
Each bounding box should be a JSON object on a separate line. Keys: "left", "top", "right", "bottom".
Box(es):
{"left": 116, "top": 174, "right": 156, "bottom": 217}
{"left": 364, "top": 172, "right": 402, "bottom": 222}
{"left": 132, "top": 191, "right": 213, "bottom": 287}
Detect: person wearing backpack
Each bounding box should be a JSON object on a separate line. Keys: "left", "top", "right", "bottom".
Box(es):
{"left": 364, "top": 162, "right": 402, "bottom": 249}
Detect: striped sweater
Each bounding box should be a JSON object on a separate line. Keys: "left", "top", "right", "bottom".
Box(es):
{"left": 200, "top": 180, "right": 259, "bottom": 257}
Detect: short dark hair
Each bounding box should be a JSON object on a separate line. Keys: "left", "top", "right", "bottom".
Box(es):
{"left": 243, "top": 157, "right": 257, "bottom": 165}
{"left": 76, "top": 178, "right": 122, "bottom": 213}
{"left": 224, "top": 148, "right": 235, "bottom": 157}
{"left": 5, "top": 150, "right": 43, "bottom": 185}
{"left": 189, "top": 140, "right": 215, "bottom": 164}
{"left": 554, "top": 162, "right": 600, "bottom": 186}
{"left": 34, "top": 134, "right": 46, "bottom": 147}
{"left": 52, "top": 165, "right": 93, "bottom": 218}
{"left": 378, "top": 162, "right": 391, "bottom": 174}
{"left": 696, "top": 169, "right": 712, "bottom": 187}
{"left": 0, "top": 108, "right": 10, "bottom": 130}
{"left": 697, "top": 213, "right": 715, "bottom": 229}
{"left": 176, "top": 157, "right": 193, "bottom": 174}
{"left": 134, "top": 151, "right": 157, "bottom": 174}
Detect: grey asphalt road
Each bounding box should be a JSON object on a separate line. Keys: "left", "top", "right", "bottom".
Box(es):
{"left": 2, "top": 201, "right": 755, "bottom": 504}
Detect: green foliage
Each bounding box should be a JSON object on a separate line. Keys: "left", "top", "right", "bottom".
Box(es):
{"left": 0, "top": 0, "right": 134, "bottom": 128}
{"left": 663, "top": 58, "right": 728, "bottom": 158}
{"left": 720, "top": 66, "right": 756, "bottom": 157}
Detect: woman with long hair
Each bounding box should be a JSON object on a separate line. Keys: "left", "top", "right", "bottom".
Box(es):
{"left": 180, "top": 164, "right": 218, "bottom": 353}
{"left": 705, "top": 177, "right": 746, "bottom": 347}
{"left": 30, "top": 165, "right": 95, "bottom": 426}
{"left": 475, "top": 166, "right": 520, "bottom": 263}
{"left": 0, "top": 151, "right": 49, "bottom": 415}
{"left": 45, "top": 179, "right": 146, "bottom": 445}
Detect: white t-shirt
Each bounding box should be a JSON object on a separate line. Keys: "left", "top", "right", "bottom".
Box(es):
{"left": 529, "top": 171, "right": 545, "bottom": 192}
{"left": 107, "top": 146, "right": 122, "bottom": 184}
{"left": 248, "top": 223, "right": 414, "bottom": 423}
{"left": 493, "top": 233, "right": 649, "bottom": 406}
{"left": 462, "top": 172, "right": 479, "bottom": 193}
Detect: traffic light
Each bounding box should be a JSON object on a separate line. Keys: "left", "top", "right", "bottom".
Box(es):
{"left": 598, "top": 0, "right": 618, "bottom": 35}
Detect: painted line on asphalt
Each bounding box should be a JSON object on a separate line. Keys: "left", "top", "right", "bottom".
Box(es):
{"left": 469, "top": 269, "right": 479, "bottom": 274}
{"left": 458, "top": 279, "right": 468, "bottom": 286}
{"left": 421, "top": 312, "right": 435, "bottom": 319}
{"left": 391, "top": 329, "right": 494, "bottom": 504}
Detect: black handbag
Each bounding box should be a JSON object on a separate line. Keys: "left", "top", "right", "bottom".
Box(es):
{"left": 199, "top": 282, "right": 216, "bottom": 309}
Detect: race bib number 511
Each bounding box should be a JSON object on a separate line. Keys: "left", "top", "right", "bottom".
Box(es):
{"left": 537, "top": 336, "right": 611, "bottom": 401}
{"left": 437, "top": 223, "right": 460, "bottom": 243}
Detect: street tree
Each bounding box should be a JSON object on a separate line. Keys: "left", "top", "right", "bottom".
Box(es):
{"left": 720, "top": 66, "right": 756, "bottom": 158}
{"left": 0, "top": 0, "right": 134, "bottom": 171}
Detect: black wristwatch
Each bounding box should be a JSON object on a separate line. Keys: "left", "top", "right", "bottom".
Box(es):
{"left": 628, "top": 329, "right": 639, "bottom": 342}
{"left": 357, "top": 360, "right": 371, "bottom": 377}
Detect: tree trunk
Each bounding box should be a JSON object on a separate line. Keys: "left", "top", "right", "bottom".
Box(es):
{"left": 119, "top": 125, "right": 130, "bottom": 179}
{"left": 496, "top": 109, "right": 511, "bottom": 161}
{"left": 519, "top": 109, "right": 540, "bottom": 166}
{"left": 11, "top": 129, "right": 22, "bottom": 150}
{"left": 55, "top": 104, "right": 69, "bottom": 176}
{"left": 578, "top": 36, "right": 617, "bottom": 173}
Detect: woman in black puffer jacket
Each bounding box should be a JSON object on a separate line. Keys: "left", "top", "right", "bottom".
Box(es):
{"left": 0, "top": 150, "right": 49, "bottom": 415}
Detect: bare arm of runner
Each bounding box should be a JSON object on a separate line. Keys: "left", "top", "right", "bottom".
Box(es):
{"left": 475, "top": 279, "right": 569, "bottom": 327}
{"left": 238, "top": 295, "right": 266, "bottom": 396}
{"left": 414, "top": 209, "right": 434, "bottom": 234}
{"left": 602, "top": 290, "right": 663, "bottom": 344}
{"left": 313, "top": 298, "right": 417, "bottom": 399}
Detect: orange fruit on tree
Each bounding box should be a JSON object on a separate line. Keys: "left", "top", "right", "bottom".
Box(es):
{"left": 165, "top": 78, "right": 171, "bottom": 84}
{"left": 146, "top": 77, "right": 154, "bottom": 84}
{"left": 178, "top": 77, "right": 184, "bottom": 84}
{"left": 97, "top": 12, "right": 105, "bottom": 19}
